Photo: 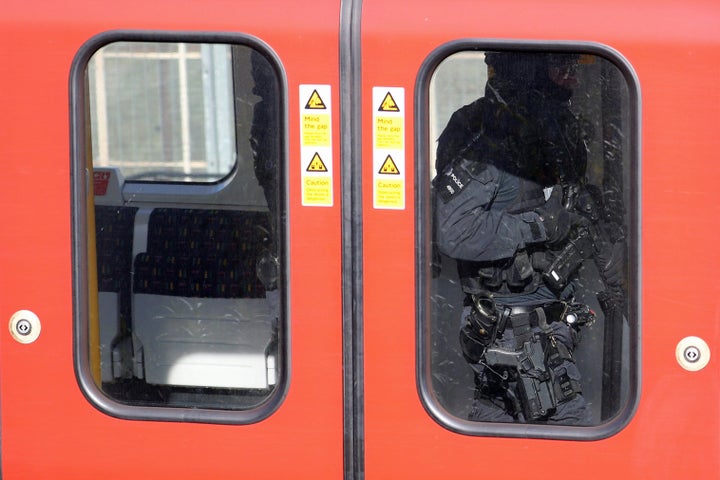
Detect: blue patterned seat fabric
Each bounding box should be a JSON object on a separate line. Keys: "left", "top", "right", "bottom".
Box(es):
{"left": 132, "top": 208, "right": 270, "bottom": 299}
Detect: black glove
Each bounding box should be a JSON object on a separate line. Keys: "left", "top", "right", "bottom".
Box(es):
{"left": 596, "top": 239, "right": 626, "bottom": 287}
{"left": 535, "top": 188, "right": 575, "bottom": 245}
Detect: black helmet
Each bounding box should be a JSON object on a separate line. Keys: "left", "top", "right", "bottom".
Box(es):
{"left": 485, "top": 51, "right": 550, "bottom": 82}
{"left": 485, "top": 51, "right": 579, "bottom": 102}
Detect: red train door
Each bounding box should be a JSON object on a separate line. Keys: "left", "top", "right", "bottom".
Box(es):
{"left": 3, "top": 0, "right": 720, "bottom": 478}
{"left": 1, "top": 1, "right": 345, "bottom": 477}
{"left": 360, "top": 0, "right": 718, "bottom": 478}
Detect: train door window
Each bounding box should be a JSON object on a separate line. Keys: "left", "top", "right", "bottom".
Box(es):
{"left": 418, "top": 45, "right": 639, "bottom": 439}
{"left": 72, "top": 34, "right": 286, "bottom": 423}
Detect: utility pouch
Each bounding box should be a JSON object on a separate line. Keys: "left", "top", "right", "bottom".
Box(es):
{"left": 545, "top": 335, "right": 573, "bottom": 368}
{"left": 553, "top": 367, "right": 582, "bottom": 403}
{"left": 506, "top": 251, "right": 534, "bottom": 288}
{"left": 478, "top": 265, "right": 504, "bottom": 289}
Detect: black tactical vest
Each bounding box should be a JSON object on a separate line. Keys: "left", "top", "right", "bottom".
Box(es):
{"left": 458, "top": 170, "right": 549, "bottom": 296}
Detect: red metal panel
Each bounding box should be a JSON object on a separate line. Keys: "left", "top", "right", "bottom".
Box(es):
{"left": 2, "top": 0, "right": 720, "bottom": 476}
{"left": 361, "top": 0, "right": 719, "bottom": 477}
{"left": 0, "top": 1, "right": 343, "bottom": 477}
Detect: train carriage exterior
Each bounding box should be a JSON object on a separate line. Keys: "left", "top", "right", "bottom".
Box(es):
{"left": 1, "top": 0, "right": 718, "bottom": 478}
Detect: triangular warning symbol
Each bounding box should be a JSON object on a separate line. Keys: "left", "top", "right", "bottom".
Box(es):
{"left": 305, "top": 89, "right": 327, "bottom": 109}
{"left": 378, "top": 155, "right": 400, "bottom": 174}
{"left": 306, "top": 152, "right": 329, "bottom": 172}
{"left": 378, "top": 92, "right": 400, "bottom": 112}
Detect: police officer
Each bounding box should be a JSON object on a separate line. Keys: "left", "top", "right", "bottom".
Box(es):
{"left": 433, "top": 52, "right": 595, "bottom": 425}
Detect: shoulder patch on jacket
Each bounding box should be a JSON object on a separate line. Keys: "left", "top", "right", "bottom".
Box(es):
{"left": 435, "top": 165, "right": 472, "bottom": 203}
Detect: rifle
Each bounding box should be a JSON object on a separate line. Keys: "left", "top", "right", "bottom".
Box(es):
{"left": 541, "top": 184, "right": 627, "bottom": 319}
{"left": 543, "top": 183, "right": 628, "bottom": 420}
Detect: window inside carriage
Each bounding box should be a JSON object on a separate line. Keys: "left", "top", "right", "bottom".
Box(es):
{"left": 420, "top": 47, "right": 639, "bottom": 437}
{"left": 76, "top": 38, "right": 286, "bottom": 420}
{"left": 87, "top": 42, "right": 236, "bottom": 182}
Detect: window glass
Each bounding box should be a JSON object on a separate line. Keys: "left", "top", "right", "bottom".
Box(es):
{"left": 422, "top": 48, "right": 637, "bottom": 436}
{"left": 87, "top": 42, "right": 236, "bottom": 182}
{"left": 77, "top": 39, "right": 285, "bottom": 420}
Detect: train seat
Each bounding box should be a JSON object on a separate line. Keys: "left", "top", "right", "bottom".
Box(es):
{"left": 132, "top": 295, "right": 275, "bottom": 388}
{"left": 131, "top": 208, "right": 276, "bottom": 389}
{"left": 94, "top": 205, "right": 138, "bottom": 382}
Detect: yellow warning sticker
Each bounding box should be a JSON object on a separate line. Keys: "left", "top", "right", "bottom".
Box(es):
{"left": 302, "top": 113, "right": 331, "bottom": 147}
{"left": 375, "top": 117, "right": 404, "bottom": 150}
{"left": 378, "top": 155, "right": 400, "bottom": 175}
{"left": 300, "top": 85, "right": 333, "bottom": 207}
{"left": 303, "top": 177, "right": 333, "bottom": 205}
{"left": 306, "top": 152, "right": 329, "bottom": 172}
{"left": 372, "top": 87, "right": 405, "bottom": 210}
{"left": 378, "top": 92, "right": 400, "bottom": 112}
{"left": 375, "top": 179, "right": 405, "bottom": 208}
{"left": 305, "top": 89, "right": 327, "bottom": 109}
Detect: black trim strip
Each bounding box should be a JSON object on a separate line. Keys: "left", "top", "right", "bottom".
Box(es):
{"left": 340, "top": 1, "right": 365, "bottom": 478}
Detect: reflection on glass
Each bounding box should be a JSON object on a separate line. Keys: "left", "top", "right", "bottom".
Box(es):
{"left": 427, "top": 51, "right": 633, "bottom": 428}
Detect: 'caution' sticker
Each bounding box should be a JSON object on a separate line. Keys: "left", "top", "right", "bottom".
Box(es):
{"left": 373, "top": 87, "right": 405, "bottom": 209}
{"left": 300, "top": 85, "right": 333, "bottom": 207}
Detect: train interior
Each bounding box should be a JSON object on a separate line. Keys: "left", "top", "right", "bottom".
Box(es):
{"left": 83, "top": 40, "right": 284, "bottom": 411}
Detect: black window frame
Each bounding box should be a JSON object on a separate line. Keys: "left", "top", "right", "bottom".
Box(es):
{"left": 415, "top": 39, "right": 641, "bottom": 440}
{"left": 71, "top": 30, "right": 290, "bottom": 425}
